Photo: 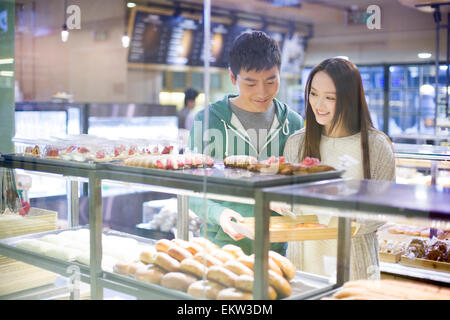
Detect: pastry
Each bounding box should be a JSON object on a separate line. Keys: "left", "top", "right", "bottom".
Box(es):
{"left": 210, "top": 249, "right": 235, "bottom": 263}
{"left": 206, "top": 265, "right": 238, "bottom": 288}
{"left": 140, "top": 250, "right": 156, "bottom": 264}
{"left": 224, "top": 155, "right": 258, "bottom": 169}
{"left": 167, "top": 245, "right": 194, "bottom": 262}
{"left": 187, "top": 280, "right": 225, "bottom": 299}
{"left": 155, "top": 239, "right": 175, "bottom": 253}
{"left": 134, "top": 264, "right": 166, "bottom": 284}
{"left": 128, "top": 261, "right": 147, "bottom": 275}
{"left": 221, "top": 244, "right": 245, "bottom": 258}
{"left": 268, "top": 270, "right": 291, "bottom": 298}
{"left": 268, "top": 251, "right": 296, "bottom": 280}
{"left": 216, "top": 288, "right": 253, "bottom": 300}
{"left": 234, "top": 274, "right": 277, "bottom": 300}
{"left": 194, "top": 252, "right": 224, "bottom": 267}
{"left": 113, "top": 262, "right": 130, "bottom": 275}
{"left": 160, "top": 272, "right": 197, "bottom": 292}
{"left": 180, "top": 258, "right": 208, "bottom": 279}
{"left": 153, "top": 252, "right": 181, "bottom": 272}
{"left": 223, "top": 260, "right": 254, "bottom": 276}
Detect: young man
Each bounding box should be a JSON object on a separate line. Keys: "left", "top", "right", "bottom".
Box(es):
{"left": 188, "top": 31, "right": 303, "bottom": 255}
{"left": 178, "top": 88, "right": 199, "bottom": 131}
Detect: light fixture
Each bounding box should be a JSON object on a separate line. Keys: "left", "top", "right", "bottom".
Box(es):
{"left": 127, "top": 2, "right": 136, "bottom": 8}
{"left": 121, "top": 33, "right": 130, "bottom": 48}
{"left": 61, "top": 24, "right": 69, "bottom": 42}
{"left": 418, "top": 52, "right": 432, "bottom": 59}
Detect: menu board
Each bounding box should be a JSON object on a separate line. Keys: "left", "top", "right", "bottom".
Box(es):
{"left": 127, "top": 7, "right": 306, "bottom": 73}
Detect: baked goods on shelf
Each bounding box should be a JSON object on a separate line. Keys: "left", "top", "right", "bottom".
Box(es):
{"left": 223, "top": 155, "right": 258, "bottom": 168}
{"left": 112, "top": 237, "right": 296, "bottom": 300}
{"left": 122, "top": 153, "right": 214, "bottom": 170}
{"left": 224, "top": 155, "right": 336, "bottom": 175}
{"left": 328, "top": 279, "right": 450, "bottom": 300}
{"left": 404, "top": 238, "right": 450, "bottom": 262}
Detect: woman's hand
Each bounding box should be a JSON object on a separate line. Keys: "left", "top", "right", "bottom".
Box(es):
{"left": 219, "top": 208, "right": 246, "bottom": 241}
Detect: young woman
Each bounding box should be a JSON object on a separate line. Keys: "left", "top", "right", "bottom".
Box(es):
{"left": 283, "top": 58, "right": 395, "bottom": 280}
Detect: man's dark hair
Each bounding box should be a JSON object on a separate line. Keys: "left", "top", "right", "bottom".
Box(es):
{"left": 184, "top": 88, "right": 199, "bottom": 106}
{"left": 229, "top": 30, "right": 282, "bottom": 78}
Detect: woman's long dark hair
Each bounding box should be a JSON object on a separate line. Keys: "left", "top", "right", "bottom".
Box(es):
{"left": 301, "top": 58, "right": 374, "bottom": 179}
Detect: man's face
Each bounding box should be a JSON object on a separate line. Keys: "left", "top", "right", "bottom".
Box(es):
{"left": 230, "top": 66, "right": 280, "bottom": 112}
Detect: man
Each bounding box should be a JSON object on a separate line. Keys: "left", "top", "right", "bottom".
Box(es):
{"left": 178, "top": 88, "right": 199, "bottom": 131}
{"left": 188, "top": 31, "right": 304, "bottom": 255}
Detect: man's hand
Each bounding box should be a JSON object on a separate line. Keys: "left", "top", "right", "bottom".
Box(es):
{"left": 219, "top": 208, "right": 246, "bottom": 241}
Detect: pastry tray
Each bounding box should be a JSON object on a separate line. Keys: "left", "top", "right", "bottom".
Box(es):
{"left": 2, "top": 154, "right": 99, "bottom": 170}
{"left": 230, "top": 215, "right": 360, "bottom": 242}
{"left": 0, "top": 227, "right": 332, "bottom": 300}
{"left": 100, "top": 162, "right": 344, "bottom": 188}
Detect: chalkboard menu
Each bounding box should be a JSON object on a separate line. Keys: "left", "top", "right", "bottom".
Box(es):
{"left": 128, "top": 7, "right": 306, "bottom": 74}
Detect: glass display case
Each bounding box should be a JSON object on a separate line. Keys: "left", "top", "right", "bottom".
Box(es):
{"left": 394, "top": 143, "right": 450, "bottom": 188}
{"left": 0, "top": 154, "right": 448, "bottom": 300}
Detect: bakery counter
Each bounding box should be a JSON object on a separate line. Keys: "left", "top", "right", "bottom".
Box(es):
{"left": 380, "top": 261, "right": 450, "bottom": 284}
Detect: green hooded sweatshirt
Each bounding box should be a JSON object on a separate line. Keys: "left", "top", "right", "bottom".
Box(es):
{"left": 188, "top": 94, "right": 304, "bottom": 255}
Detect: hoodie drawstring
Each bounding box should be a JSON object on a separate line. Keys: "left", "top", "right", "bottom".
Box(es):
{"left": 221, "top": 120, "right": 229, "bottom": 157}
{"left": 282, "top": 118, "right": 290, "bottom": 135}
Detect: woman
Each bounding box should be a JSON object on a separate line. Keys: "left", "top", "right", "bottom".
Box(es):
{"left": 283, "top": 58, "right": 395, "bottom": 280}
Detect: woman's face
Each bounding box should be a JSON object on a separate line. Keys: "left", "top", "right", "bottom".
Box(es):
{"left": 309, "top": 71, "right": 337, "bottom": 135}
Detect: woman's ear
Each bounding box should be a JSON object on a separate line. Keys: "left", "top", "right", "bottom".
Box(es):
{"left": 229, "top": 68, "right": 237, "bottom": 85}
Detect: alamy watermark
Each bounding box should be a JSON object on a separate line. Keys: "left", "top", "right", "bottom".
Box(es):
{"left": 66, "top": 4, "right": 81, "bottom": 30}
{"left": 366, "top": 5, "right": 381, "bottom": 30}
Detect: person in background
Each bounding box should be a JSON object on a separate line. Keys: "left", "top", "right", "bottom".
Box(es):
{"left": 188, "top": 31, "right": 304, "bottom": 255}
{"left": 283, "top": 57, "right": 395, "bottom": 280}
{"left": 178, "top": 88, "right": 199, "bottom": 131}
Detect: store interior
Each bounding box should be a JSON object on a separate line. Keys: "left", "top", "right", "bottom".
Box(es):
{"left": 0, "top": 0, "right": 448, "bottom": 301}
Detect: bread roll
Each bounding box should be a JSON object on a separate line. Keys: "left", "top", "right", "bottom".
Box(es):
{"left": 180, "top": 258, "right": 208, "bottom": 279}
{"left": 168, "top": 245, "right": 193, "bottom": 262}
{"left": 194, "top": 252, "right": 223, "bottom": 267}
{"left": 216, "top": 288, "right": 253, "bottom": 300}
{"left": 237, "top": 255, "right": 254, "bottom": 270}
{"left": 113, "top": 262, "right": 130, "bottom": 275}
{"left": 223, "top": 260, "right": 253, "bottom": 276}
{"left": 184, "top": 242, "right": 204, "bottom": 256}
{"left": 155, "top": 239, "right": 174, "bottom": 253}
{"left": 210, "top": 249, "right": 235, "bottom": 263}
{"left": 135, "top": 264, "right": 166, "bottom": 284}
{"left": 239, "top": 255, "right": 284, "bottom": 277}
{"left": 187, "top": 280, "right": 225, "bottom": 300}
{"left": 268, "top": 251, "right": 296, "bottom": 280}
{"left": 140, "top": 250, "right": 156, "bottom": 264}
{"left": 221, "top": 244, "right": 245, "bottom": 259}
{"left": 206, "top": 265, "right": 238, "bottom": 288}
{"left": 128, "top": 261, "right": 147, "bottom": 275}
{"left": 235, "top": 274, "right": 277, "bottom": 300}
{"left": 153, "top": 252, "right": 181, "bottom": 272}
{"left": 268, "top": 270, "right": 291, "bottom": 298}
{"left": 161, "top": 272, "right": 197, "bottom": 292}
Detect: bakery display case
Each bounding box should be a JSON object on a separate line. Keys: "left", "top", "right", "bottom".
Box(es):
{"left": 0, "top": 151, "right": 448, "bottom": 300}
{"left": 394, "top": 143, "right": 450, "bottom": 188}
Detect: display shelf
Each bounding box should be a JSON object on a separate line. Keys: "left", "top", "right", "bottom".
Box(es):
{"left": 1, "top": 156, "right": 449, "bottom": 300}
{"left": 262, "top": 179, "right": 450, "bottom": 220}
{"left": 394, "top": 143, "right": 450, "bottom": 162}
{"left": 380, "top": 262, "right": 450, "bottom": 284}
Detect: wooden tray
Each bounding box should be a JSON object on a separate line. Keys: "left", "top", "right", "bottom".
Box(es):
{"left": 230, "top": 215, "right": 359, "bottom": 242}
{"left": 0, "top": 208, "right": 57, "bottom": 240}
{"left": 380, "top": 252, "right": 403, "bottom": 263}
{"left": 400, "top": 256, "right": 450, "bottom": 273}
{"left": 0, "top": 207, "right": 58, "bottom": 296}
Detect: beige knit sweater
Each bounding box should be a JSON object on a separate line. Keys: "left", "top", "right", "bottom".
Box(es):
{"left": 283, "top": 128, "right": 396, "bottom": 281}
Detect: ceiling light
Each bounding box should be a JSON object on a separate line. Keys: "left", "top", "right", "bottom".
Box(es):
{"left": 121, "top": 34, "right": 130, "bottom": 48}
{"left": 61, "top": 24, "right": 69, "bottom": 42}
{"left": 127, "top": 2, "right": 136, "bottom": 8}
{"left": 418, "top": 52, "right": 432, "bottom": 59}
